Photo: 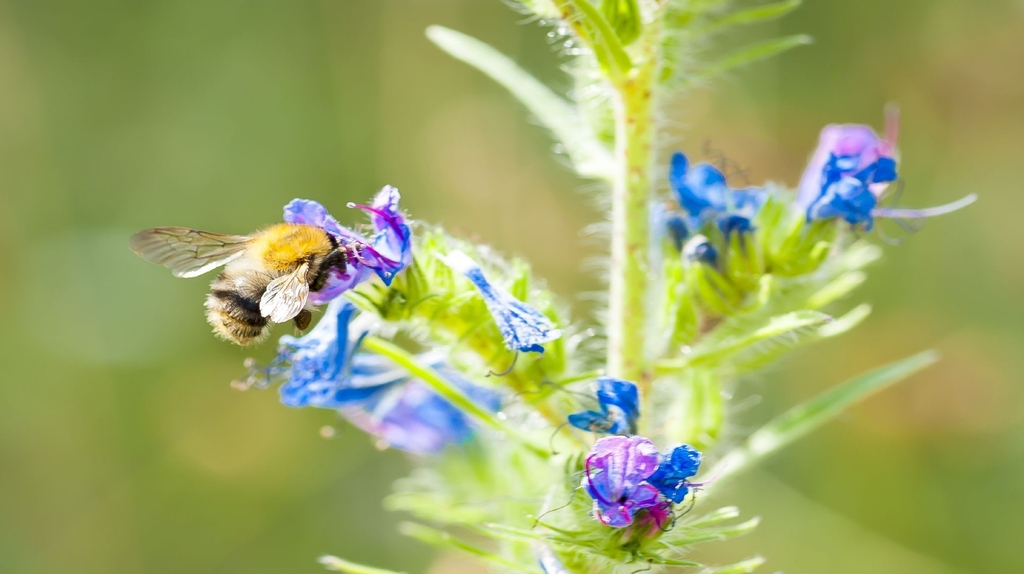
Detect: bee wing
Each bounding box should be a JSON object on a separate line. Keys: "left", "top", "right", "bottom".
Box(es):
{"left": 260, "top": 263, "right": 310, "bottom": 323}
{"left": 129, "top": 227, "right": 254, "bottom": 278}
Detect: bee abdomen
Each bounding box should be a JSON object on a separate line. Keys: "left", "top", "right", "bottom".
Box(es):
{"left": 205, "top": 288, "right": 269, "bottom": 346}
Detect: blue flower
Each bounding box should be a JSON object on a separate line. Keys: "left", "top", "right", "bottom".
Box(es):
{"left": 582, "top": 436, "right": 663, "bottom": 527}
{"left": 342, "top": 357, "right": 501, "bottom": 454}
{"left": 798, "top": 119, "right": 975, "bottom": 229}
{"left": 284, "top": 186, "right": 412, "bottom": 305}
{"left": 274, "top": 299, "right": 375, "bottom": 408}
{"left": 568, "top": 377, "right": 640, "bottom": 435}
{"left": 683, "top": 234, "right": 719, "bottom": 267}
{"left": 797, "top": 122, "right": 898, "bottom": 211}
{"left": 665, "top": 213, "right": 690, "bottom": 252}
{"left": 667, "top": 151, "right": 766, "bottom": 233}
{"left": 647, "top": 444, "right": 702, "bottom": 503}
{"left": 441, "top": 250, "right": 562, "bottom": 354}
{"left": 256, "top": 299, "right": 500, "bottom": 454}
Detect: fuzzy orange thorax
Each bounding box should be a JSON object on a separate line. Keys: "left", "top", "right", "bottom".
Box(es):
{"left": 249, "top": 223, "right": 334, "bottom": 271}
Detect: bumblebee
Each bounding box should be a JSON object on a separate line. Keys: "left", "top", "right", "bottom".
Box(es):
{"left": 130, "top": 223, "right": 352, "bottom": 345}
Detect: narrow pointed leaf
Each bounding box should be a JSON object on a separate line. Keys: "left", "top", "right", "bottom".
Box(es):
{"left": 711, "top": 351, "right": 939, "bottom": 481}
{"left": 807, "top": 271, "right": 867, "bottom": 309}
{"left": 601, "top": 0, "right": 642, "bottom": 45}
{"left": 700, "top": 34, "right": 812, "bottom": 79}
{"left": 559, "top": 0, "right": 633, "bottom": 76}
{"left": 399, "top": 523, "right": 535, "bottom": 574}
{"left": 647, "top": 556, "right": 703, "bottom": 567}
{"left": 704, "top": 0, "right": 801, "bottom": 33}
{"left": 699, "top": 557, "right": 767, "bottom": 574}
{"left": 685, "top": 506, "right": 741, "bottom": 528}
{"left": 658, "top": 310, "right": 832, "bottom": 372}
{"left": 318, "top": 556, "right": 405, "bottom": 574}
{"left": 426, "top": 26, "right": 612, "bottom": 179}
{"left": 730, "top": 305, "right": 871, "bottom": 373}
{"left": 818, "top": 303, "right": 871, "bottom": 338}
{"left": 519, "top": 0, "right": 559, "bottom": 18}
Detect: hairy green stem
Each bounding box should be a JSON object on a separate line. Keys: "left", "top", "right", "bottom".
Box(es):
{"left": 607, "top": 33, "right": 659, "bottom": 393}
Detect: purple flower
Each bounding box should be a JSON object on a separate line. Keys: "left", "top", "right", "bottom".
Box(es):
{"left": 568, "top": 377, "right": 640, "bottom": 435}
{"left": 283, "top": 186, "right": 412, "bottom": 304}
{"left": 254, "top": 299, "right": 499, "bottom": 454}
{"left": 647, "top": 444, "right": 702, "bottom": 503}
{"left": 797, "top": 116, "right": 975, "bottom": 229}
{"left": 667, "top": 151, "right": 766, "bottom": 234}
{"left": 625, "top": 498, "right": 675, "bottom": 540}
{"left": 797, "top": 122, "right": 898, "bottom": 210}
{"left": 582, "top": 436, "right": 663, "bottom": 527}
{"left": 441, "top": 250, "right": 562, "bottom": 354}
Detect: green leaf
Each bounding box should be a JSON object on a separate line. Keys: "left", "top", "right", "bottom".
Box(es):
{"left": 556, "top": 0, "right": 633, "bottom": 77}
{"left": 699, "top": 556, "right": 767, "bottom": 574}
{"left": 818, "top": 303, "right": 871, "bottom": 338}
{"left": 646, "top": 555, "right": 703, "bottom": 567}
{"left": 704, "top": 0, "right": 801, "bottom": 34}
{"left": 519, "top": 0, "right": 559, "bottom": 18}
{"left": 318, "top": 556, "right": 405, "bottom": 574}
{"left": 425, "top": 26, "right": 612, "bottom": 179}
{"left": 711, "top": 350, "right": 940, "bottom": 481}
{"left": 730, "top": 305, "right": 871, "bottom": 374}
{"left": 658, "top": 310, "right": 833, "bottom": 372}
{"left": 700, "top": 34, "right": 812, "bottom": 79}
{"left": 601, "top": 0, "right": 642, "bottom": 45}
{"left": 685, "top": 506, "right": 740, "bottom": 528}
{"left": 806, "top": 271, "right": 867, "bottom": 309}
{"left": 399, "top": 523, "right": 536, "bottom": 574}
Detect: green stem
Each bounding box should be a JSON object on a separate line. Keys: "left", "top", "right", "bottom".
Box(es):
{"left": 607, "top": 31, "right": 659, "bottom": 393}
{"left": 361, "top": 336, "right": 550, "bottom": 458}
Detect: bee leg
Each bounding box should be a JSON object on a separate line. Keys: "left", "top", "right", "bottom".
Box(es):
{"left": 293, "top": 309, "right": 313, "bottom": 331}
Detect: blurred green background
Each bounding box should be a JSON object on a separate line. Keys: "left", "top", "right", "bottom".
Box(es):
{"left": 1, "top": 1, "right": 1022, "bottom": 573}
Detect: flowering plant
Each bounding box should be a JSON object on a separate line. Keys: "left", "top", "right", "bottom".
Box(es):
{"left": 223, "top": 1, "right": 974, "bottom": 572}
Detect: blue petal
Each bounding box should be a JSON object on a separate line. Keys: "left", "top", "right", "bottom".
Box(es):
{"left": 648, "top": 444, "right": 702, "bottom": 504}
{"left": 668, "top": 152, "right": 691, "bottom": 198}
{"left": 568, "top": 410, "right": 613, "bottom": 433}
{"left": 582, "top": 436, "right": 662, "bottom": 527}
{"left": 276, "top": 299, "right": 374, "bottom": 408}
{"left": 567, "top": 378, "right": 640, "bottom": 435}
{"left": 665, "top": 214, "right": 690, "bottom": 252}
{"left": 348, "top": 186, "right": 413, "bottom": 286}
{"left": 669, "top": 151, "right": 767, "bottom": 231}
{"left": 283, "top": 198, "right": 356, "bottom": 241}
{"left": 717, "top": 214, "right": 754, "bottom": 238}
{"left": 807, "top": 176, "right": 878, "bottom": 228}
{"left": 730, "top": 188, "right": 767, "bottom": 212}
{"left": 683, "top": 235, "right": 719, "bottom": 267}
{"left": 344, "top": 358, "right": 502, "bottom": 454}
{"left": 871, "top": 157, "right": 898, "bottom": 183}
{"left": 285, "top": 189, "right": 413, "bottom": 305}
{"left": 596, "top": 377, "right": 639, "bottom": 434}
{"left": 443, "top": 250, "right": 562, "bottom": 354}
